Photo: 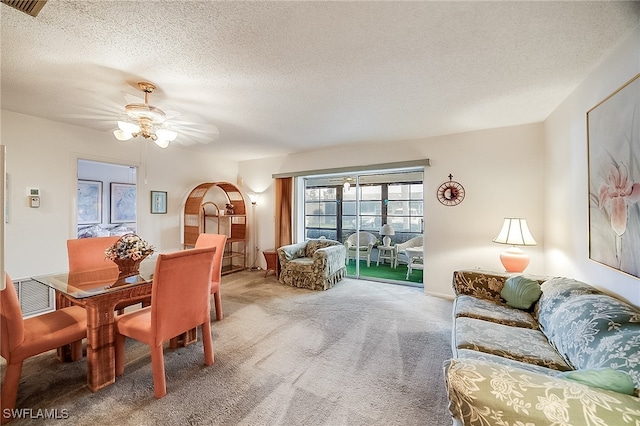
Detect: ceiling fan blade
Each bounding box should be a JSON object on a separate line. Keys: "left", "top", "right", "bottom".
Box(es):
{"left": 167, "top": 122, "right": 219, "bottom": 133}
{"left": 168, "top": 125, "right": 219, "bottom": 142}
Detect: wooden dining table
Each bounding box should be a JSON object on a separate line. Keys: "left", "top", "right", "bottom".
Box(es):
{"left": 32, "top": 257, "right": 197, "bottom": 392}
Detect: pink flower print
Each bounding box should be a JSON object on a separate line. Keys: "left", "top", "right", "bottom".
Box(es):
{"left": 598, "top": 162, "right": 640, "bottom": 236}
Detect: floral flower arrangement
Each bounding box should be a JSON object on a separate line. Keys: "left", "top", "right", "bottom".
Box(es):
{"left": 105, "top": 233, "right": 155, "bottom": 261}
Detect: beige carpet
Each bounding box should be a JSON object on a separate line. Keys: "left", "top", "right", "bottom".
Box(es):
{"left": 4, "top": 271, "right": 454, "bottom": 425}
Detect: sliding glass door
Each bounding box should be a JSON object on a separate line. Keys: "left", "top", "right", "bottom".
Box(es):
{"left": 303, "top": 169, "right": 424, "bottom": 286}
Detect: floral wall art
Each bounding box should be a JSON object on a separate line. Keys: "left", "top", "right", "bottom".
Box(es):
{"left": 77, "top": 180, "right": 102, "bottom": 225}
{"left": 110, "top": 182, "right": 136, "bottom": 223}
{"left": 587, "top": 73, "right": 640, "bottom": 278}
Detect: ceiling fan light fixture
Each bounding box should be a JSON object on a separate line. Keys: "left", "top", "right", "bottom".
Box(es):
{"left": 113, "top": 82, "right": 178, "bottom": 148}
{"left": 125, "top": 103, "right": 166, "bottom": 123}
{"left": 154, "top": 138, "right": 170, "bottom": 149}
{"left": 117, "top": 120, "right": 140, "bottom": 134}
{"left": 156, "top": 128, "right": 177, "bottom": 142}
{"left": 113, "top": 128, "right": 133, "bottom": 141}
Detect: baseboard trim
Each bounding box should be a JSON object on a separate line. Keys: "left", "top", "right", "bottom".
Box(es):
{"left": 424, "top": 290, "right": 455, "bottom": 300}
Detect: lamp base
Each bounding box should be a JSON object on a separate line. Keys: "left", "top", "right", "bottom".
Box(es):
{"left": 382, "top": 236, "right": 392, "bottom": 247}
{"left": 500, "top": 246, "right": 530, "bottom": 273}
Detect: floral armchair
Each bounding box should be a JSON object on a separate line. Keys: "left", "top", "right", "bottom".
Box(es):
{"left": 277, "top": 239, "right": 347, "bottom": 291}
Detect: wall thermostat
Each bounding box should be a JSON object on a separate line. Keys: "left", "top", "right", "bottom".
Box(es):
{"left": 28, "top": 188, "right": 41, "bottom": 208}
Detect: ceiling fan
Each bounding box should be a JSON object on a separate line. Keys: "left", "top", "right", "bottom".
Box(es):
{"left": 113, "top": 82, "right": 178, "bottom": 148}
{"left": 110, "top": 81, "right": 218, "bottom": 149}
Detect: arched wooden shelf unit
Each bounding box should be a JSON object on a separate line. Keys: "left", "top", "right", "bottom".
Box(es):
{"left": 184, "top": 182, "right": 247, "bottom": 275}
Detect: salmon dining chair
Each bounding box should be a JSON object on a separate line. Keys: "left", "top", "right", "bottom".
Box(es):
{"left": 194, "top": 233, "right": 228, "bottom": 320}
{"left": 67, "top": 236, "right": 149, "bottom": 314}
{"left": 114, "top": 247, "right": 216, "bottom": 398}
{"left": 1, "top": 273, "right": 87, "bottom": 424}
{"left": 67, "top": 236, "right": 120, "bottom": 273}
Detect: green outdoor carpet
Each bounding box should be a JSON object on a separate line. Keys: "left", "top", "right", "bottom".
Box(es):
{"left": 346, "top": 260, "right": 423, "bottom": 284}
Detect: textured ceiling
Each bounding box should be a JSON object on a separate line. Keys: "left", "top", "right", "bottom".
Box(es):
{"left": 1, "top": 1, "right": 639, "bottom": 160}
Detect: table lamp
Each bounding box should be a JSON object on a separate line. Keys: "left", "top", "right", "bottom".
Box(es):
{"left": 492, "top": 218, "right": 537, "bottom": 273}
{"left": 380, "top": 224, "right": 395, "bottom": 247}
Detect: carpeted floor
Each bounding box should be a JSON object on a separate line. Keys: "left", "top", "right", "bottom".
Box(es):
{"left": 3, "top": 271, "right": 454, "bottom": 426}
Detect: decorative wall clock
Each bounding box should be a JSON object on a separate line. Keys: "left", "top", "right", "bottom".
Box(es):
{"left": 437, "top": 174, "right": 465, "bottom": 206}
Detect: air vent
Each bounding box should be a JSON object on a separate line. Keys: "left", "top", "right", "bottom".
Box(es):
{"left": 15, "top": 278, "right": 55, "bottom": 317}
{"left": 1, "top": 0, "right": 47, "bottom": 17}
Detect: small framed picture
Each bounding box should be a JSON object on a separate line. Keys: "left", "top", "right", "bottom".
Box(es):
{"left": 150, "top": 190, "right": 167, "bottom": 214}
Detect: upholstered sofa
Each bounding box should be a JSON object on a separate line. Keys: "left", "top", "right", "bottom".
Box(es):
{"left": 444, "top": 269, "right": 640, "bottom": 426}
{"left": 277, "top": 239, "right": 347, "bottom": 291}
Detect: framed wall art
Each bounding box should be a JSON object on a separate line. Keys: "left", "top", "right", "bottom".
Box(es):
{"left": 110, "top": 182, "right": 137, "bottom": 223}
{"left": 77, "top": 179, "right": 102, "bottom": 225}
{"left": 587, "top": 73, "right": 640, "bottom": 279}
{"left": 150, "top": 190, "right": 167, "bottom": 214}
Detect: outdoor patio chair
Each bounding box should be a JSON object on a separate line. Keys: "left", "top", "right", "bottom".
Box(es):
{"left": 394, "top": 236, "right": 423, "bottom": 268}
{"left": 344, "top": 232, "right": 378, "bottom": 267}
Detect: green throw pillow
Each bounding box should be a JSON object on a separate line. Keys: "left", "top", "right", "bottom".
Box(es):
{"left": 558, "top": 368, "right": 635, "bottom": 395}
{"left": 500, "top": 275, "right": 542, "bottom": 310}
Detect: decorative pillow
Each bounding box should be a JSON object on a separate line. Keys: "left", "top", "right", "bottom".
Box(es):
{"left": 558, "top": 368, "right": 636, "bottom": 395}
{"left": 500, "top": 275, "right": 542, "bottom": 310}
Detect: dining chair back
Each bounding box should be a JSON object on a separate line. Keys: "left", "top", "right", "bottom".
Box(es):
{"left": 1, "top": 273, "right": 87, "bottom": 424}
{"left": 194, "top": 233, "right": 228, "bottom": 320}
{"left": 67, "top": 236, "right": 120, "bottom": 272}
{"left": 114, "top": 247, "right": 216, "bottom": 398}
{"left": 67, "top": 236, "right": 148, "bottom": 314}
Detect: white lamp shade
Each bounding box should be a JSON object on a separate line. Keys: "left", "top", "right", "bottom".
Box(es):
{"left": 113, "top": 129, "right": 133, "bottom": 141}
{"left": 380, "top": 224, "right": 395, "bottom": 236}
{"left": 154, "top": 138, "right": 170, "bottom": 148}
{"left": 117, "top": 120, "right": 140, "bottom": 134}
{"left": 493, "top": 218, "right": 537, "bottom": 246}
{"left": 156, "top": 128, "right": 177, "bottom": 141}
{"left": 380, "top": 223, "right": 395, "bottom": 247}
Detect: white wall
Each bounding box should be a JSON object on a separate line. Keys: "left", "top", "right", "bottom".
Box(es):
{"left": 1, "top": 110, "right": 239, "bottom": 280}
{"left": 544, "top": 25, "right": 640, "bottom": 306}
{"left": 239, "top": 122, "right": 545, "bottom": 298}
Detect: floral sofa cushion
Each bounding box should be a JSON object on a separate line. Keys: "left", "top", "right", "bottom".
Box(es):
{"left": 535, "top": 277, "right": 602, "bottom": 323}
{"left": 454, "top": 317, "right": 571, "bottom": 371}
{"left": 445, "top": 358, "right": 640, "bottom": 426}
{"left": 536, "top": 277, "right": 640, "bottom": 392}
{"left": 452, "top": 269, "right": 547, "bottom": 304}
{"left": 454, "top": 295, "right": 539, "bottom": 329}
{"left": 582, "top": 330, "right": 640, "bottom": 394}
{"left": 456, "top": 348, "right": 563, "bottom": 378}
